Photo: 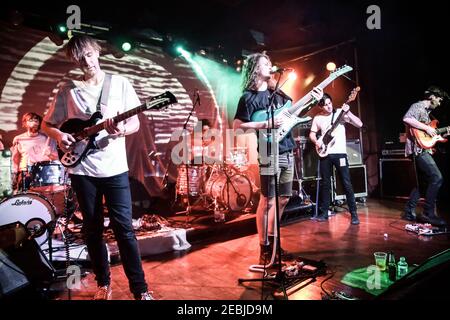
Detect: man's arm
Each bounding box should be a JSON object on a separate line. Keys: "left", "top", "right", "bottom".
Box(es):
{"left": 403, "top": 117, "right": 437, "bottom": 137}
{"left": 309, "top": 118, "right": 322, "bottom": 149}
{"left": 342, "top": 105, "right": 363, "bottom": 128}
{"left": 233, "top": 118, "right": 280, "bottom": 130}
{"left": 41, "top": 122, "right": 76, "bottom": 153}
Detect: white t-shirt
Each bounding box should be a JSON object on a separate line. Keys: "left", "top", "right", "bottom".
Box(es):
{"left": 310, "top": 108, "right": 348, "bottom": 154}
{"left": 11, "top": 132, "right": 58, "bottom": 172}
{"left": 44, "top": 74, "right": 140, "bottom": 177}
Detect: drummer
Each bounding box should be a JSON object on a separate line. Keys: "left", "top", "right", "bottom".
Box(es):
{"left": 191, "top": 118, "right": 220, "bottom": 165}
{"left": 11, "top": 112, "right": 58, "bottom": 191}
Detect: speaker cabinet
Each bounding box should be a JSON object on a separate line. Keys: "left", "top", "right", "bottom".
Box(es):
{"left": 346, "top": 139, "right": 362, "bottom": 165}
{"left": 379, "top": 158, "right": 424, "bottom": 198}
{"left": 333, "top": 164, "right": 368, "bottom": 200}
{"left": 0, "top": 223, "right": 54, "bottom": 298}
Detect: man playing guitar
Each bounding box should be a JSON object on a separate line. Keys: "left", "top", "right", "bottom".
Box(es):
{"left": 309, "top": 90, "right": 363, "bottom": 225}
{"left": 402, "top": 86, "right": 448, "bottom": 226}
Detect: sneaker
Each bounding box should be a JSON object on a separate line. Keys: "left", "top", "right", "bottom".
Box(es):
{"left": 350, "top": 214, "right": 360, "bottom": 225}
{"left": 93, "top": 285, "right": 112, "bottom": 300}
{"left": 137, "top": 291, "right": 155, "bottom": 300}
{"left": 401, "top": 211, "right": 416, "bottom": 221}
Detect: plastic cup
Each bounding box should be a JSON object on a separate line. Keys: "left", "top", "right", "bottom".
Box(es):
{"left": 374, "top": 252, "right": 387, "bottom": 271}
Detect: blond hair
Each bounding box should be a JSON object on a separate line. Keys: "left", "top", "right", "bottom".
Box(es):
{"left": 65, "top": 35, "right": 102, "bottom": 62}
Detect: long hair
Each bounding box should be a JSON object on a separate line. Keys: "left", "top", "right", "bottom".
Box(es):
{"left": 65, "top": 35, "right": 102, "bottom": 62}
{"left": 241, "top": 52, "right": 271, "bottom": 92}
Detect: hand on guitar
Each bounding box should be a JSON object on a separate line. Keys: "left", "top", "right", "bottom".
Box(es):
{"left": 424, "top": 125, "right": 437, "bottom": 137}
{"left": 266, "top": 117, "right": 283, "bottom": 129}
{"left": 57, "top": 132, "right": 76, "bottom": 153}
{"left": 315, "top": 139, "right": 324, "bottom": 151}
{"left": 104, "top": 112, "right": 126, "bottom": 136}
{"left": 310, "top": 87, "right": 324, "bottom": 103}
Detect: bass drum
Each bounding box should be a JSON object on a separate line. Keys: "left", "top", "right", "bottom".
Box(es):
{"left": 0, "top": 193, "right": 55, "bottom": 246}
{"left": 206, "top": 173, "right": 252, "bottom": 211}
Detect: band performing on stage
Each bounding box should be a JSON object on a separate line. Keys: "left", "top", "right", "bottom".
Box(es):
{"left": 0, "top": 3, "right": 449, "bottom": 301}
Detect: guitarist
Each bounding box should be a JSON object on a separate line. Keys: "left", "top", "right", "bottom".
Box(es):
{"left": 309, "top": 92, "right": 363, "bottom": 225}
{"left": 233, "top": 52, "right": 323, "bottom": 264}
{"left": 402, "top": 86, "right": 448, "bottom": 226}
{"left": 42, "top": 35, "right": 153, "bottom": 300}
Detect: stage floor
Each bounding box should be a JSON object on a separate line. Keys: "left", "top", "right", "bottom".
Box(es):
{"left": 48, "top": 198, "right": 449, "bottom": 300}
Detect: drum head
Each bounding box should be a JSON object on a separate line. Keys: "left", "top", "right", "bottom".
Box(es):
{"left": 0, "top": 193, "right": 56, "bottom": 246}
{"left": 209, "top": 173, "right": 252, "bottom": 211}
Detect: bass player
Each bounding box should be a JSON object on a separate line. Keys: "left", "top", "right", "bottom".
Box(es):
{"left": 309, "top": 91, "right": 363, "bottom": 225}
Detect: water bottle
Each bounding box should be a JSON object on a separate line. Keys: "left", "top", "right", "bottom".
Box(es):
{"left": 387, "top": 252, "right": 397, "bottom": 281}
{"left": 397, "top": 257, "right": 408, "bottom": 278}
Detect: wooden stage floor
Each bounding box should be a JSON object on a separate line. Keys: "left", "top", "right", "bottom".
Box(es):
{"left": 50, "top": 198, "right": 450, "bottom": 300}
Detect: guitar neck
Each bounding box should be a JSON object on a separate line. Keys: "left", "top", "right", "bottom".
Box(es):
{"left": 437, "top": 126, "right": 450, "bottom": 135}
{"left": 288, "top": 76, "right": 337, "bottom": 115}
{"left": 85, "top": 103, "right": 145, "bottom": 136}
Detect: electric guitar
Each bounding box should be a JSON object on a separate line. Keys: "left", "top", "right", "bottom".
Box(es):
{"left": 315, "top": 87, "right": 360, "bottom": 157}
{"left": 250, "top": 65, "right": 353, "bottom": 143}
{"left": 58, "top": 91, "right": 177, "bottom": 167}
{"left": 410, "top": 120, "right": 449, "bottom": 149}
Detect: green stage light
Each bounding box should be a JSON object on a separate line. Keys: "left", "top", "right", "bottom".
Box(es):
{"left": 58, "top": 25, "right": 67, "bottom": 33}
{"left": 121, "top": 42, "right": 132, "bottom": 52}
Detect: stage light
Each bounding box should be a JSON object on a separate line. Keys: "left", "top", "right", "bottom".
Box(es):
{"left": 288, "top": 71, "right": 297, "bottom": 80}
{"left": 58, "top": 25, "right": 67, "bottom": 33}
{"left": 236, "top": 66, "right": 241, "bottom": 72}
{"left": 326, "top": 62, "right": 336, "bottom": 72}
{"left": 121, "top": 41, "right": 132, "bottom": 52}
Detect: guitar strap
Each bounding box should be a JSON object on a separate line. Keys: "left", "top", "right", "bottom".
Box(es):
{"left": 96, "top": 73, "right": 112, "bottom": 113}
{"left": 330, "top": 109, "right": 336, "bottom": 126}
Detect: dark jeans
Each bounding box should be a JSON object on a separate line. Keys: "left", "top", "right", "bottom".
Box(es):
{"left": 70, "top": 172, "right": 148, "bottom": 297}
{"left": 318, "top": 154, "right": 357, "bottom": 216}
{"left": 405, "top": 152, "right": 443, "bottom": 217}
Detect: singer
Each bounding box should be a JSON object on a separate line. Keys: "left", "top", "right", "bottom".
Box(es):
{"left": 233, "top": 52, "right": 300, "bottom": 265}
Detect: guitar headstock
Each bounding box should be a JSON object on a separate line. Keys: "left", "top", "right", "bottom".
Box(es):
{"left": 330, "top": 65, "right": 353, "bottom": 80}
{"left": 347, "top": 86, "right": 361, "bottom": 103}
{"left": 145, "top": 91, "right": 178, "bottom": 110}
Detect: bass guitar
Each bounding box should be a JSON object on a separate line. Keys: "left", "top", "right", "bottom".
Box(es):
{"left": 250, "top": 65, "right": 353, "bottom": 143}
{"left": 315, "top": 87, "right": 360, "bottom": 157}
{"left": 58, "top": 91, "right": 177, "bottom": 167}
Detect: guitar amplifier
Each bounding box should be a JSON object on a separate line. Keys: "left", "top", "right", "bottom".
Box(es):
{"left": 333, "top": 164, "right": 368, "bottom": 200}
{"left": 379, "top": 158, "right": 424, "bottom": 198}
{"left": 346, "top": 139, "right": 362, "bottom": 165}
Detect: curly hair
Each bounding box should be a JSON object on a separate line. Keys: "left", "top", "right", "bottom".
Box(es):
{"left": 241, "top": 52, "right": 271, "bottom": 92}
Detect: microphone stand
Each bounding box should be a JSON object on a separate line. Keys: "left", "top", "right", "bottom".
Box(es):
{"left": 177, "top": 90, "right": 201, "bottom": 226}
{"left": 238, "top": 71, "right": 289, "bottom": 299}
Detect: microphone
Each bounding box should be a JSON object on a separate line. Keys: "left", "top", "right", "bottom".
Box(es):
{"left": 270, "top": 67, "right": 294, "bottom": 74}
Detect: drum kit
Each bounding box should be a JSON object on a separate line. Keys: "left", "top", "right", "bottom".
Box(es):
{"left": 175, "top": 146, "right": 255, "bottom": 214}
{"left": 0, "top": 158, "right": 78, "bottom": 247}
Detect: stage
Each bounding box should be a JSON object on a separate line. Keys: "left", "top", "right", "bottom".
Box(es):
{"left": 44, "top": 198, "right": 449, "bottom": 300}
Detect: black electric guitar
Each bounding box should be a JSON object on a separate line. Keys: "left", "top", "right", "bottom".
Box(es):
{"left": 58, "top": 91, "right": 177, "bottom": 167}
{"left": 316, "top": 87, "right": 360, "bottom": 157}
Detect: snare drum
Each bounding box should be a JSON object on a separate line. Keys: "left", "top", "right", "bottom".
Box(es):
{"left": 29, "top": 161, "right": 68, "bottom": 193}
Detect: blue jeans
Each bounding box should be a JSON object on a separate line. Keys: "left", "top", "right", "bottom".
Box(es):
{"left": 405, "top": 152, "right": 443, "bottom": 217}
{"left": 318, "top": 154, "right": 357, "bottom": 216}
{"left": 70, "top": 172, "right": 148, "bottom": 297}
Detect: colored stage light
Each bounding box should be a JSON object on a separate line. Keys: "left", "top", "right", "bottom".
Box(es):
{"left": 288, "top": 71, "right": 297, "bottom": 80}
{"left": 326, "top": 62, "right": 336, "bottom": 72}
